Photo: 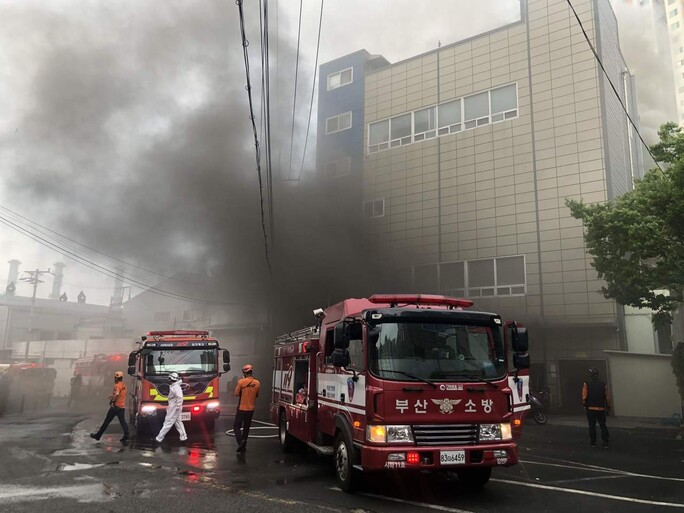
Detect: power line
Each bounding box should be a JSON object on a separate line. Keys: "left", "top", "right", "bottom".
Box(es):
{"left": 564, "top": 0, "right": 664, "bottom": 173}
{"left": 0, "top": 214, "right": 236, "bottom": 305}
{"left": 236, "top": 0, "right": 272, "bottom": 274}
{"left": 289, "top": 0, "right": 325, "bottom": 182}
{"left": 263, "top": 0, "right": 276, "bottom": 252}
{"left": 0, "top": 204, "right": 197, "bottom": 287}
{"left": 287, "top": 0, "right": 304, "bottom": 180}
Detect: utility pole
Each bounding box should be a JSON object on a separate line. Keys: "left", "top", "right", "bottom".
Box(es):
{"left": 20, "top": 268, "right": 52, "bottom": 362}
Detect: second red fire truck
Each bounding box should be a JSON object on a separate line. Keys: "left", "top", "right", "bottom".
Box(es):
{"left": 271, "top": 294, "right": 530, "bottom": 492}
{"left": 127, "top": 330, "right": 230, "bottom": 434}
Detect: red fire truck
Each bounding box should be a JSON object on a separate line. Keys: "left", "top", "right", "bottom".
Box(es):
{"left": 271, "top": 294, "right": 530, "bottom": 492}
{"left": 73, "top": 353, "right": 128, "bottom": 401}
{"left": 127, "top": 330, "right": 230, "bottom": 434}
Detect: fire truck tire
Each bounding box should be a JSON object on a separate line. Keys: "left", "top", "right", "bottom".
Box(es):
{"left": 278, "top": 412, "right": 295, "bottom": 452}
{"left": 456, "top": 467, "right": 491, "bottom": 488}
{"left": 334, "top": 431, "right": 359, "bottom": 492}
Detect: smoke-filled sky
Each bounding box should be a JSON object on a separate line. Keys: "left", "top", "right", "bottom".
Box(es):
{"left": 0, "top": 0, "right": 520, "bottom": 304}
{"left": 0, "top": 0, "right": 675, "bottom": 306}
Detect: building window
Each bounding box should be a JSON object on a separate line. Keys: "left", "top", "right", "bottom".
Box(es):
{"left": 490, "top": 83, "right": 518, "bottom": 122}
{"left": 324, "top": 157, "right": 351, "bottom": 178}
{"left": 464, "top": 91, "right": 490, "bottom": 129}
{"left": 326, "top": 111, "right": 352, "bottom": 134}
{"left": 367, "top": 83, "right": 518, "bottom": 154}
{"left": 671, "top": 21, "right": 680, "bottom": 30}
{"left": 670, "top": 8, "right": 678, "bottom": 16}
{"left": 368, "top": 119, "right": 390, "bottom": 153}
{"left": 154, "top": 311, "right": 172, "bottom": 322}
{"left": 390, "top": 113, "right": 412, "bottom": 147}
{"left": 327, "top": 67, "right": 353, "bottom": 90}
{"left": 410, "top": 255, "right": 526, "bottom": 298}
{"left": 182, "top": 310, "right": 199, "bottom": 321}
{"left": 362, "top": 198, "right": 385, "bottom": 218}
{"left": 437, "top": 100, "right": 462, "bottom": 135}
{"left": 414, "top": 106, "right": 437, "bottom": 141}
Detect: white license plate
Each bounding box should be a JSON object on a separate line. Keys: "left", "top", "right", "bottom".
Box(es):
{"left": 440, "top": 450, "right": 466, "bottom": 465}
{"left": 180, "top": 412, "right": 191, "bottom": 421}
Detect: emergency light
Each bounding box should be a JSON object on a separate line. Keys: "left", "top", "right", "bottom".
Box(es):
{"left": 368, "top": 294, "right": 474, "bottom": 309}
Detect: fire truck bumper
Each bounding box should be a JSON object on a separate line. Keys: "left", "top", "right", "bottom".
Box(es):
{"left": 138, "top": 401, "right": 221, "bottom": 422}
{"left": 360, "top": 442, "right": 518, "bottom": 471}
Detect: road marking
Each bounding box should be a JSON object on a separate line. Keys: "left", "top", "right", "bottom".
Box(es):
{"left": 328, "top": 487, "right": 475, "bottom": 513}
{"left": 225, "top": 426, "right": 278, "bottom": 439}
{"left": 491, "top": 478, "right": 684, "bottom": 508}
{"left": 520, "top": 458, "right": 684, "bottom": 483}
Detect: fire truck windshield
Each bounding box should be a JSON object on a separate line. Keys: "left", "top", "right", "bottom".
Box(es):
{"left": 143, "top": 348, "right": 218, "bottom": 376}
{"left": 369, "top": 322, "right": 506, "bottom": 382}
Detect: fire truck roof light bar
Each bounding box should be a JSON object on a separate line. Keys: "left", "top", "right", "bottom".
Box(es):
{"left": 146, "top": 330, "right": 209, "bottom": 337}
{"left": 368, "top": 294, "right": 474, "bottom": 309}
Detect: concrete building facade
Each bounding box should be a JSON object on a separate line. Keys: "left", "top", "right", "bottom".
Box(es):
{"left": 317, "top": 0, "right": 659, "bottom": 412}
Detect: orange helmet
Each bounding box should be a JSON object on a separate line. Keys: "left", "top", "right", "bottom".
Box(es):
{"left": 242, "top": 364, "right": 253, "bottom": 373}
{"left": 114, "top": 371, "right": 124, "bottom": 379}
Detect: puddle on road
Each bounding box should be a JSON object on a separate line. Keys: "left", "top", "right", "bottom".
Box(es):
{"left": 0, "top": 483, "right": 115, "bottom": 504}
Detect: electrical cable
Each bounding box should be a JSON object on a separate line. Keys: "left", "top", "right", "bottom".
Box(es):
{"left": 0, "top": 214, "right": 237, "bottom": 305}
{"left": 290, "top": 0, "right": 325, "bottom": 182}
{"left": 565, "top": 0, "right": 664, "bottom": 172}
{"left": 236, "top": 0, "right": 272, "bottom": 274}
{"left": 0, "top": 204, "right": 199, "bottom": 287}
{"left": 287, "top": 0, "right": 304, "bottom": 180}
{"left": 263, "top": 0, "right": 275, "bottom": 251}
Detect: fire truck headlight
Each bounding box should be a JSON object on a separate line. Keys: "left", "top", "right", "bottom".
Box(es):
{"left": 141, "top": 405, "right": 157, "bottom": 416}
{"left": 206, "top": 401, "right": 220, "bottom": 411}
{"left": 367, "top": 425, "right": 414, "bottom": 443}
{"left": 386, "top": 425, "right": 414, "bottom": 443}
{"left": 479, "top": 423, "right": 512, "bottom": 441}
{"left": 367, "top": 425, "right": 387, "bottom": 443}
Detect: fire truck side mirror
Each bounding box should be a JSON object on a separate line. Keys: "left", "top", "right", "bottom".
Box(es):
{"left": 334, "top": 323, "right": 349, "bottom": 349}
{"left": 511, "top": 327, "right": 528, "bottom": 353}
{"left": 222, "top": 350, "right": 230, "bottom": 364}
{"left": 127, "top": 365, "right": 135, "bottom": 376}
{"left": 513, "top": 352, "right": 530, "bottom": 370}
{"left": 127, "top": 352, "right": 137, "bottom": 367}
{"left": 331, "top": 349, "right": 351, "bottom": 368}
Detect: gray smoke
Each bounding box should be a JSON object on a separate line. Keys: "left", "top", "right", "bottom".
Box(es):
{"left": 0, "top": 0, "right": 377, "bottom": 331}
{"left": 612, "top": 1, "right": 678, "bottom": 143}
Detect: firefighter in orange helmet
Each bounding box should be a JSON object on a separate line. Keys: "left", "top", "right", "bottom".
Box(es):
{"left": 231, "top": 364, "right": 260, "bottom": 452}
{"left": 90, "top": 371, "right": 130, "bottom": 443}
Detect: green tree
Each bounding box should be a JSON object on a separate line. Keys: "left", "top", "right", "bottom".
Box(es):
{"left": 567, "top": 122, "right": 684, "bottom": 328}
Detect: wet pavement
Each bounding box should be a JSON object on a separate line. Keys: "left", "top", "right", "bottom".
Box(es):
{"left": 0, "top": 409, "right": 682, "bottom": 512}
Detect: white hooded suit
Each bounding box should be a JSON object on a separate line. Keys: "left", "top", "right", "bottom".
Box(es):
{"left": 155, "top": 379, "right": 187, "bottom": 442}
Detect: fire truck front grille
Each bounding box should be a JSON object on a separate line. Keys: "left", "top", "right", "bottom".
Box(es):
{"left": 412, "top": 424, "right": 479, "bottom": 446}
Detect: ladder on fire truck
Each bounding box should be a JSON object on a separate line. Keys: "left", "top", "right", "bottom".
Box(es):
{"left": 275, "top": 325, "right": 319, "bottom": 345}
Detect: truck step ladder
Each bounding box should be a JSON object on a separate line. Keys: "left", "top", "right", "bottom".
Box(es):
{"left": 306, "top": 442, "right": 334, "bottom": 456}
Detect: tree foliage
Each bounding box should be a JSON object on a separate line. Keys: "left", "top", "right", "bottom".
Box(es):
{"left": 567, "top": 122, "right": 684, "bottom": 326}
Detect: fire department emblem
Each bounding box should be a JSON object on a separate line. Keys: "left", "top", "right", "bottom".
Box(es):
{"left": 432, "top": 398, "right": 461, "bottom": 414}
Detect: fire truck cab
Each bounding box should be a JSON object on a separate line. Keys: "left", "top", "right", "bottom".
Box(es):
{"left": 271, "top": 294, "right": 530, "bottom": 492}
{"left": 127, "top": 330, "right": 230, "bottom": 434}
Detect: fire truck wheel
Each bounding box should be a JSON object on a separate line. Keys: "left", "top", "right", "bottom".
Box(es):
{"left": 278, "top": 412, "right": 295, "bottom": 452}
{"left": 334, "top": 431, "right": 359, "bottom": 492}
{"left": 456, "top": 467, "right": 491, "bottom": 488}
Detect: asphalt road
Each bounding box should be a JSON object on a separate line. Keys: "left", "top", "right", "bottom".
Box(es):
{"left": 0, "top": 408, "right": 682, "bottom": 513}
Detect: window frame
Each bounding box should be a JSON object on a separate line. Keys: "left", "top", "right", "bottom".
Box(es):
{"left": 324, "top": 156, "right": 352, "bottom": 178}
{"left": 327, "top": 67, "right": 354, "bottom": 91}
{"left": 367, "top": 83, "right": 518, "bottom": 154}
{"left": 326, "top": 111, "right": 353, "bottom": 135}
{"left": 362, "top": 198, "right": 385, "bottom": 218}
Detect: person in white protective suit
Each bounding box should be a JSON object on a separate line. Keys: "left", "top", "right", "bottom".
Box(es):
{"left": 155, "top": 372, "right": 188, "bottom": 443}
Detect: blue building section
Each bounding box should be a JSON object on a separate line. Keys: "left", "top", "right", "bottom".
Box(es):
{"left": 316, "top": 50, "right": 389, "bottom": 211}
